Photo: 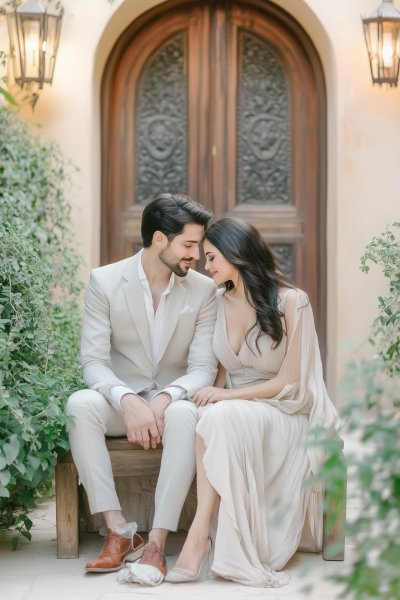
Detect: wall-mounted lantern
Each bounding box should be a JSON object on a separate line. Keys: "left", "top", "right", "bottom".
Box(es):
{"left": 5, "top": 0, "right": 63, "bottom": 90}
{"left": 363, "top": 0, "right": 400, "bottom": 86}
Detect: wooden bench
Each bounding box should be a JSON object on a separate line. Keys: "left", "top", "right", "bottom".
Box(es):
{"left": 55, "top": 436, "right": 346, "bottom": 561}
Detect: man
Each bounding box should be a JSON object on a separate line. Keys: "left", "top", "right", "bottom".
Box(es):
{"left": 66, "top": 194, "right": 217, "bottom": 585}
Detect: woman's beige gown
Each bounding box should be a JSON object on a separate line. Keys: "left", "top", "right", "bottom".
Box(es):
{"left": 196, "top": 289, "right": 340, "bottom": 587}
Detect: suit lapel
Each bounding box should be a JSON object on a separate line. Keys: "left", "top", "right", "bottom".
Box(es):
{"left": 122, "top": 255, "right": 152, "bottom": 363}
{"left": 157, "top": 278, "right": 187, "bottom": 364}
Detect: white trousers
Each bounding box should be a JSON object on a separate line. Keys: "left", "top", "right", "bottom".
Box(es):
{"left": 66, "top": 390, "right": 198, "bottom": 531}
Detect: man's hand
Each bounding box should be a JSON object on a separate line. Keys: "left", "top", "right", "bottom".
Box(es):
{"left": 149, "top": 392, "right": 172, "bottom": 439}
{"left": 193, "top": 386, "right": 235, "bottom": 407}
{"left": 120, "top": 394, "right": 159, "bottom": 450}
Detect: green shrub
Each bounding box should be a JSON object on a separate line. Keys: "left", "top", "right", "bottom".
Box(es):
{"left": 314, "top": 223, "right": 400, "bottom": 600}
{"left": 361, "top": 223, "right": 400, "bottom": 372}
{"left": 0, "top": 106, "right": 83, "bottom": 548}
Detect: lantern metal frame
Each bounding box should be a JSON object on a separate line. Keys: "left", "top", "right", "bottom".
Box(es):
{"left": 5, "top": 0, "right": 63, "bottom": 90}
{"left": 362, "top": 0, "right": 400, "bottom": 87}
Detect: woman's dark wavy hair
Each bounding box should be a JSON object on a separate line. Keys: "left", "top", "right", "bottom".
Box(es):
{"left": 205, "top": 218, "right": 294, "bottom": 351}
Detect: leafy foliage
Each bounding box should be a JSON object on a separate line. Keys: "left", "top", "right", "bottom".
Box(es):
{"left": 0, "top": 43, "right": 19, "bottom": 106}
{"left": 334, "top": 359, "right": 400, "bottom": 600}
{"left": 0, "top": 50, "right": 18, "bottom": 106}
{"left": 0, "top": 106, "right": 83, "bottom": 548}
{"left": 361, "top": 223, "right": 400, "bottom": 372}
{"left": 313, "top": 223, "right": 400, "bottom": 599}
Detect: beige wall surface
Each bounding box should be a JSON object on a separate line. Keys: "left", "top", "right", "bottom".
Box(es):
{"left": 1, "top": 0, "right": 400, "bottom": 393}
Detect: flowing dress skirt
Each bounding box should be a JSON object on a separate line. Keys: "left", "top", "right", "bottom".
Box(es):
{"left": 196, "top": 399, "right": 311, "bottom": 587}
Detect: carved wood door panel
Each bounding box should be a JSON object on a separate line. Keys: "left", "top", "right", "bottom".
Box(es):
{"left": 102, "top": 0, "right": 327, "bottom": 358}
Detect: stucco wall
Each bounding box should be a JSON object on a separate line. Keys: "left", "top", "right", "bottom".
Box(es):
{"left": 1, "top": 0, "right": 399, "bottom": 394}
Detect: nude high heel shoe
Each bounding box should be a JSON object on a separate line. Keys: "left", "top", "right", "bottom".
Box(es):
{"left": 165, "top": 538, "right": 213, "bottom": 583}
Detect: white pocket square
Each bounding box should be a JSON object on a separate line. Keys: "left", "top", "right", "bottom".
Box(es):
{"left": 180, "top": 305, "right": 195, "bottom": 315}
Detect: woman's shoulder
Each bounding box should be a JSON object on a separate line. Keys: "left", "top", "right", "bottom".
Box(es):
{"left": 278, "top": 287, "right": 296, "bottom": 303}
{"left": 278, "top": 287, "right": 309, "bottom": 310}
{"left": 215, "top": 287, "right": 225, "bottom": 306}
{"left": 216, "top": 287, "right": 225, "bottom": 298}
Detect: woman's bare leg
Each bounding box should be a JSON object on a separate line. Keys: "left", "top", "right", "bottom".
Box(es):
{"left": 173, "top": 433, "right": 218, "bottom": 574}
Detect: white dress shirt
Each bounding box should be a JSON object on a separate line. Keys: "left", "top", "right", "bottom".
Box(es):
{"left": 111, "top": 250, "right": 186, "bottom": 411}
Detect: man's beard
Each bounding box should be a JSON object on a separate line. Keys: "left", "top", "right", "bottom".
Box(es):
{"left": 159, "top": 245, "right": 191, "bottom": 277}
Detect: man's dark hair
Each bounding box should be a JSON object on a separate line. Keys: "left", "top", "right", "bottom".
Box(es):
{"left": 141, "top": 193, "right": 213, "bottom": 248}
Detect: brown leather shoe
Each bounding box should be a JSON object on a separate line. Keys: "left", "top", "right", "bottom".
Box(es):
{"left": 136, "top": 541, "right": 167, "bottom": 578}
{"left": 85, "top": 529, "right": 144, "bottom": 572}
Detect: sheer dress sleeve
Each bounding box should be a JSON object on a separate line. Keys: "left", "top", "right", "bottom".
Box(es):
{"left": 254, "top": 289, "right": 340, "bottom": 476}
{"left": 255, "top": 289, "right": 341, "bottom": 552}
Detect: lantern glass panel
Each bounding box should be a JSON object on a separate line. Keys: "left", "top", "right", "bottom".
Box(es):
{"left": 364, "top": 21, "right": 378, "bottom": 80}
{"left": 44, "top": 15, "right": 61, "bottom": 82}
{"left": 382, "top": 31, "right": 394, "bottom": 65}
{"left": 367, "top": 22, "right": 379, "bottom": 56}
{"left": 6, "top": 12, "right": 22, "bottom": 82}
{"left": 21, "top": 18, "right": 41, "bottom": 79}
{"left": 381, "top": 21, "right": 400, "bottom": 78}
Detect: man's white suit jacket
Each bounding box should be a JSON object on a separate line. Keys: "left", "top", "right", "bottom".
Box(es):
{"left": 80, "top": 252, "right": 219, "bottom": 404}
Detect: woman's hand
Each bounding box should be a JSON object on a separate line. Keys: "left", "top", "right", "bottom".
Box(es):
{"left": 193, "top": 386, "right": 235, "bottom": 407}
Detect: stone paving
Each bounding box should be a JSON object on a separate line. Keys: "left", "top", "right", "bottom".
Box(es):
{"left": 0, "top": 494, "right": 355, "bottom": 600}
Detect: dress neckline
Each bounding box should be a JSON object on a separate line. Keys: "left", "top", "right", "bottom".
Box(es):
{"left": 219, "top": 288, "right": 292, "bottom": 359}
{"left": 219, "top": 296, "right": 246, "bottom": 360}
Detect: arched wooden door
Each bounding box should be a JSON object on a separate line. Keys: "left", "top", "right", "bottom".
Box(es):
{"left": 101, "top": 0, "right": 327, "bottom": 360}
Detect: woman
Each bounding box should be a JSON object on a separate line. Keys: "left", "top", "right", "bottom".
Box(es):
{"left": 166, "top": 218, "right": 339, "bottom": 587}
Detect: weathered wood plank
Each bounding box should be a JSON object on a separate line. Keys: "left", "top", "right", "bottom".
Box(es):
{"left": 323, "top": 435, "right": 346, "bottom": 561}
{"left": 330, "top": 434, "right": 344, "bottom": 450}
{"left": 323, "top": 498, "right": 346, "bottom": 561}
{"left": 105, "top": 437, "right": 163, "bottom": 452}
{"left": 58, "top": 438, "right": 163, "bottom": 458}
{"left": 57, "top": 449, "right": 74, "bottom": 464}
{"left": 110, "top": 449, "right": 163, "bottom": 477}
{"left": 55, "top": 461, "right": 79, "bottom": 559}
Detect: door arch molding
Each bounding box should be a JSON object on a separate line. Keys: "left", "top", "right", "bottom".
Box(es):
{"left": 100, "top": 0, "right": 328, "bottom": 365}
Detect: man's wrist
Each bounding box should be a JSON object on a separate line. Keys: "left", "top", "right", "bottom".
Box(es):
{"left": 150, "top": 392, "right": 172, "bottom": 407}
{"left": 120, "top": 393, "right": 146, "bottom": 412}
